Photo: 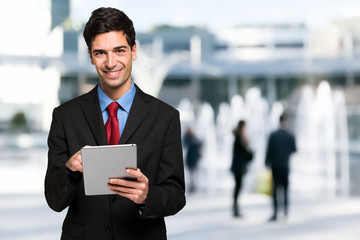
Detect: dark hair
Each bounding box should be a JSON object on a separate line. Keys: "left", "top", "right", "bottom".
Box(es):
{"left": 234, "top": 120, "right": 249, "bottom": 147}
{"left": 83, "top": 7, "right": 136, "bottom": 50}
{"left": 234, "top": 120, "right": 246, "bottom": 137}
{"left": 238, "top": 120, "right": 246, "bottom": 129}
{"left": 279, "top": 113, "right": 286, "bottom": 123}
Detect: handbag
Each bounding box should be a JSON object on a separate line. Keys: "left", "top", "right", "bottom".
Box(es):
{"left": 254, "top": 169, "right": 272, "bottom": 196}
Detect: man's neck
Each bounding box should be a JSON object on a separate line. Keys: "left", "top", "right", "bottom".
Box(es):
{"left": 100, "top": 81, "right": 132, "bottom": 101}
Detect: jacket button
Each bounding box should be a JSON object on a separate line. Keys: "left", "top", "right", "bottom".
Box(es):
{"left": 105, "top": 227, "right": 112, "bottom": 233}
{"left": 112, "top": 196, "right": 117, "bottom": 202}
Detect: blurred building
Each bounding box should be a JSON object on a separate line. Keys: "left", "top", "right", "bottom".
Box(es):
{"left": 55, "top": 20, "right": 360, "bottom": 110}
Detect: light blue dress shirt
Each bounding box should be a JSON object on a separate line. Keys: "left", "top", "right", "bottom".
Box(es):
{"left": 97, "top": 82, "right": 136, "bottom": 137}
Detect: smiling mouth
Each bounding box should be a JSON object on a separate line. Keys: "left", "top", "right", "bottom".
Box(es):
{"left": 105, "top": 70, "right": 121, "bottom": 75}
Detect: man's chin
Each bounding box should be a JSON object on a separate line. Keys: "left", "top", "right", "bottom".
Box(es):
{"left": 104, "top": 79, "right": 129, "bottom": 90}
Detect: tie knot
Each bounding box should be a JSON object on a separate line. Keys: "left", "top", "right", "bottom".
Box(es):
{"left": 107, "top": 102, "right": 119, "bottom": 117}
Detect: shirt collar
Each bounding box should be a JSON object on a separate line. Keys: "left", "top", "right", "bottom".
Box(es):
{"left": 98, "top": 82, "right": 136, "bottom": 113}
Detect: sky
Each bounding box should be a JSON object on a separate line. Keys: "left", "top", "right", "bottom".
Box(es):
{"left": 71, "top": 0, "right": 360, "bottom": 32}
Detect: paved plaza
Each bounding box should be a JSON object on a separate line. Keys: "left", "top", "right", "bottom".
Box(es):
{"left": 0, "top": 191, "right": 359, "bottom": 240}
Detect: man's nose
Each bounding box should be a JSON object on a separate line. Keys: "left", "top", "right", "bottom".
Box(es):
{"left": 105, "top": 53, "right": 116, "bottom": 69}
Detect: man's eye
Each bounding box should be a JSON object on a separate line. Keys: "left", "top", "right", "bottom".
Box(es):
{"left": 95, "top": 52, "right": 104, "bottom": 56}
{"left": 117, "top": 49, "right": 125, "bottom": 53}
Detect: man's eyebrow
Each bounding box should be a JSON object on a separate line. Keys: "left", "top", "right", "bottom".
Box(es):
{"left": 114, "top": 45, "right": 128, "bottom": 50}
{"left": 92, "top": 49, "right": 104, "bottom": 54}
{"left": 92, "top": 45, "right": 128, "bottom": 53}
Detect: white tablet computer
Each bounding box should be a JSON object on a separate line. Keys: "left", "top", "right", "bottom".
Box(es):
{"left": 82, "top": 144, "right": 137, "bottom": 196}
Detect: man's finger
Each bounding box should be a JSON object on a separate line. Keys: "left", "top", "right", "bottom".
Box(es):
{"left": 126, "top": 168, "right": 147, "bottom": 181}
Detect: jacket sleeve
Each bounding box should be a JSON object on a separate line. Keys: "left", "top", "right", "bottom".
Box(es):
{"left": 44, "top": 108, "right": 81, "bottom": 212}
{"left": 141, "top": 110, "right": 186, "bottom": 218}
{"left": 265, "top": 134, "right": 273, "bottom": 168}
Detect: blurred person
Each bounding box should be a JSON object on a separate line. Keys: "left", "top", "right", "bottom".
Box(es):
{"left": 230, "top": 120, "right": 253, "bottom": 217}
{"left": 183, "top": 127, "right": 202, "bottom": 193}
{"left": 44, "top": 7, "right": 185, "bottom": 240}
{"left": 265, "top": 113, "right": 296, "bottom": 222}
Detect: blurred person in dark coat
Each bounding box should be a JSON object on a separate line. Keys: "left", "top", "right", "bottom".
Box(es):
{"left": 183, "top": 127, "right": 202, "bottom": 193}
{"left": 265, "top": 113, "right": 296, "bottom": 221}
{"left": 230, "top": 120, "right": 253, "bottom": 217}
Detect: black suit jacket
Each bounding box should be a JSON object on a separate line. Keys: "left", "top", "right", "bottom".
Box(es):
{"left": 265, "top": 128, "right": 296, "bottom": 176}
{"left": 45, "top": 84, "right": 186, "bottom": 240}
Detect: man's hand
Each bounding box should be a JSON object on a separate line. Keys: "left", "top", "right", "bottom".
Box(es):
{"left": 107, "top": 169, "right": 149, "bottom": 204}
{"left": 65, "top": 149, "right": 83, "bottom": 173}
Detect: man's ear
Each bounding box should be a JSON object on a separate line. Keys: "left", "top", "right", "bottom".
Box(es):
{"left": 88, "top": 48, "right": 94, "bottom": 65}
{"left": 132, "top": 44, "right": 137, "bottom": 61}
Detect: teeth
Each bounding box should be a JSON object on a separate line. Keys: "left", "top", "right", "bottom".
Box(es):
{"left": 107, "top": 71, "right": 120, "bottom": 75}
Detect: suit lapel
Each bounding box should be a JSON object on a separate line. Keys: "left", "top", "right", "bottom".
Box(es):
{"left": 80, "top": 85, "right": 108, "bottom": 146}
{"left": 119, "top": 85, "right": 150, "bottom": 144}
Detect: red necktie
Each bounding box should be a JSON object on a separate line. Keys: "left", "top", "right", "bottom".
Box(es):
{"left": 105, "top": 102, "right": 120, "bottom": 145}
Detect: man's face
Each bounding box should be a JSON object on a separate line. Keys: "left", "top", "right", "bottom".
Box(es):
{"left": 89, "top": 31, "right": 137, "bottom": 94}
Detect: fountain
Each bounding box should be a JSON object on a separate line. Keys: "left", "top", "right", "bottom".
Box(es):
{"left": 179, "top": 87, "right": 271, "bottom": 194}
{"left": 333, "top": 90, "right": 350, "bottom": 197}
{"left": 132, "top": 39, "right": 189, "bottom": 97}
{"left": 178, "top": 80, "right": 349, "bottom": 198}
{"left": 286, "top": 80, "right": 350, "bottom": 199}
{"left": 194, "top": 102, "right": 218, "bottom": 193}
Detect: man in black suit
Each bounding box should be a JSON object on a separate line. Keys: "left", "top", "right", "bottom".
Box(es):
{"left": 45, "top": 7, "right": 185, "bottom": 240}
{"left": 265, "top": 114, "right": 296, "bottom": 221}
